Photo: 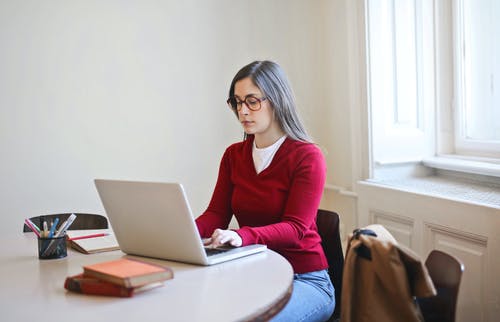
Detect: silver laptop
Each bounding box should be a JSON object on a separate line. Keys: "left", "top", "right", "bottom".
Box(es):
{"left": 94, "top": 179, "right": 266, "bottom": 265}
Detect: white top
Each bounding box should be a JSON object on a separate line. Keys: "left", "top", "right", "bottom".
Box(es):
{"left": 253, "top": 135, "right": 287, "bottom": 174}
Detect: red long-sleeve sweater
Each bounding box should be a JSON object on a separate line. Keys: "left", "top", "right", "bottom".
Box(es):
{"left": 196, "top": 136, "right": 328, "bottom": 273}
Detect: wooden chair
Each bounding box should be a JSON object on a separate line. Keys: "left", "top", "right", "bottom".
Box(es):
{"left": 23, "top": 213, "right": 108, "bottom": 232}
{"left": 417, "top": 250, "right": 464, "bottom": 322}
{"left": 316, "top": 209, "right": 344, "bottom": 322}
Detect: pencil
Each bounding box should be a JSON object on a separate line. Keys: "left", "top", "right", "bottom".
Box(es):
{"left": 68, "top": 233, "right": 110, "bottom": 241}
{"left": 25, "top": 219, "right": 41, "bottom": 237}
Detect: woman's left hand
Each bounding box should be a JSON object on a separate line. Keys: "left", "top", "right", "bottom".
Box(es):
{"left": 206, "top": 229, "right": 243, "bottom": 248}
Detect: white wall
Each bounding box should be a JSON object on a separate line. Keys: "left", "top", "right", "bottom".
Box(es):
{"left": 1, "top": 0, "right": 354, "bottom": 232}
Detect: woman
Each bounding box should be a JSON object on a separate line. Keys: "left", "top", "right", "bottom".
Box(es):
{"left": 196, "top": 60, "right": 334, "bottom": 322}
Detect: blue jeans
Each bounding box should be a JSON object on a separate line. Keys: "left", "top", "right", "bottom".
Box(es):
{"left": 271, "top": 269, "right": 335, "bottom": 322}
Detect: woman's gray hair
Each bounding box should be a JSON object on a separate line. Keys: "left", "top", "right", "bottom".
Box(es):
{"left": 228, "top": 60, "right": 312, "bottom": 143}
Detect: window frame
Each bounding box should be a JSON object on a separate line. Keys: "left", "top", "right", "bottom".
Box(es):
{"left": 365, "top": 0, "right": 500, "bottom": 180}
{"left": 366, "top": 0, "right": 435, "bottom": 166}
{"left": 451, "top": 0, "right": 500, "bottom": 159}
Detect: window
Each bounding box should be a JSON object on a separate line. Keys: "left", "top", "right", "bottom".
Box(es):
{"left": 366, "top": 0, "right": 500, "bottom": 179}
{"left": 366, "top": 0, "right": 435, "bottom": 165}
{"left": 453, "top": 0, "right": 500, "bottom": 158}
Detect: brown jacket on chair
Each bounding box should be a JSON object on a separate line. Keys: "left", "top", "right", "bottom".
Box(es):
{"left": 341, "top": 225, "right": 436, "bottom": 322}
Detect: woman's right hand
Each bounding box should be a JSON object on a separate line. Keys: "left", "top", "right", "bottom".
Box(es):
{"left": 204, "top": 229, "right": 243, "bottom": 248}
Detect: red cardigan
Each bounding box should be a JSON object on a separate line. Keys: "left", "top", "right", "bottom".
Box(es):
{"left": 196, "top": 136, "right": 328, "bottom": 273}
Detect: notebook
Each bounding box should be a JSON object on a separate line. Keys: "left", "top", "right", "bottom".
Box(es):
{"left": 66, "top": 229, "right": 120, "bottom": 254}
{"left": 94, "top": 179, "right": 267, "bottom": 265}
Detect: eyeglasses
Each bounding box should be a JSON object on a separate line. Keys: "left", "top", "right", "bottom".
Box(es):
{"left": 226, "top": 96, "right": 268, "bottom": 112}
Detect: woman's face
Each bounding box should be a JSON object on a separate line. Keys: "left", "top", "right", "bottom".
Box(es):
{"left": 233, "top": 77, "right": 281, "bottom": 143}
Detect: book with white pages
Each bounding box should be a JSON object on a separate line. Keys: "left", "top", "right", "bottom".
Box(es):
{"left": 66, "top": 229, "right": 120, "bottom": 254}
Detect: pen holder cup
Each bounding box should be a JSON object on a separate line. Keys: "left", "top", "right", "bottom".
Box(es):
{"left": 38, "top": 236, "right": 67, "bottom": 259}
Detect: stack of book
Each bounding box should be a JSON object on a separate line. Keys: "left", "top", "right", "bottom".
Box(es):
{"left": 64, "top": 258, "right": 174, "bottom": 297}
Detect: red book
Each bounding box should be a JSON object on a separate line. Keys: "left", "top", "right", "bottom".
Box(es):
{"left": 83, "top": 258, "right": 174, "bottom": 288}
{"left": 64, "top": 273, "right": 164, "bottom": 297}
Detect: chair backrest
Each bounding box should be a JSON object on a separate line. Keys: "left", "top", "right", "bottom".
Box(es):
{"left": 23, "top": 213, "right": 108, "bottom": 232}
{"left": 417, "top": 250, "right": 464, "bottom": 322}
{"left": 316, "top": 209, "right": 344, "bottom": 321}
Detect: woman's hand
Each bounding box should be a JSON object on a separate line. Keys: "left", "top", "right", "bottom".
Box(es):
{"left": 205, "top": 229, "right": 243, "bottom": 248}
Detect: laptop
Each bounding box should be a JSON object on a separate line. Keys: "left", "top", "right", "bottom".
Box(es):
{"left": 94, "top": 179, "right": 267, "bottom": 265}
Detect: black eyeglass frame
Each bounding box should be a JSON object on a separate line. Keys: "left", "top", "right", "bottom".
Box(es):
{"left": 226, "top": 96, "right": 269, "bottom": 112}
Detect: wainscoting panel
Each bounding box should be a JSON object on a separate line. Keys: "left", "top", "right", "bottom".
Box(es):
{"left": 356, "top": 181, "right": 500, "bottom": 321}
{"left": 424, "top": 223, "right": 488, "bottom": 322}
{"left": 371, "top": 210, "right": 415, "bottom": 248}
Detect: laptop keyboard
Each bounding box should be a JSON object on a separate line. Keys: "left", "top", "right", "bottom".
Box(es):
{"left": 204, "top": 247, "right": 232, "bottom": 257}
